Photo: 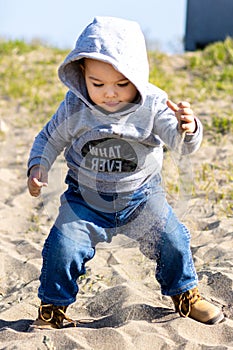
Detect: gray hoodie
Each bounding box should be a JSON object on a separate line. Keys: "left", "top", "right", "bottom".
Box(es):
{"left": 28, "top": 16, "right": 203, "bottom": 193}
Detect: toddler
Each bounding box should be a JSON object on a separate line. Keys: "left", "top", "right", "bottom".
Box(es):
{"left": 27, "top": 16, "right": 224, "bottom": 329}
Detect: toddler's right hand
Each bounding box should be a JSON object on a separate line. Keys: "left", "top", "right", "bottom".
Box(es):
{"left": 27, "top": 165, "right": 48, "bottom": 197}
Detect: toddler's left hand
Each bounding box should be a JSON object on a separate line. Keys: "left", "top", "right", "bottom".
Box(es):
{"left": 167, "top": 99, "right": 197, "bottom": 134}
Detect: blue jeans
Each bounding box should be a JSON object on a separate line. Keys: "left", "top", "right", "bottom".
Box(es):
{"left": 38, "top": 175, "right": 198, "bottom": 306}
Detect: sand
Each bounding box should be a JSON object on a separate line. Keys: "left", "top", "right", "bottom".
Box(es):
{"left": 0, "top": 103, "right": 233, "bottom": 350}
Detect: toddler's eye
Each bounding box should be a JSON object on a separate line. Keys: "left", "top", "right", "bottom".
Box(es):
{"left": 118, "top": 82, "right": 129, "bottom": 87}
{"left": 93, "top": 83, "right": 104, "bottom": 87}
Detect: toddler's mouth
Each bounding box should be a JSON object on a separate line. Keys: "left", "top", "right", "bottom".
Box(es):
{"left": 104, "top": 101, "right": 120, "bottom": 107}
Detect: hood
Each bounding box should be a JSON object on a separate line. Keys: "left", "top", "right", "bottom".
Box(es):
{"left": 58, "top": 16, "right": 149, "bottom": 106}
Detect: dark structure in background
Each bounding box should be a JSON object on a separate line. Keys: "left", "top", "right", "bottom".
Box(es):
{"left": 185, "top": 0, "right": 233, "bottom": 51}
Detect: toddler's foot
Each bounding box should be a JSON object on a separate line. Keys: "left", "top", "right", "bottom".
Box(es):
{"left": 28, "top": 303, "right": 76, "bottom": 331}
{"left": 171, "top": 287, "right": 225, "bottom": 325}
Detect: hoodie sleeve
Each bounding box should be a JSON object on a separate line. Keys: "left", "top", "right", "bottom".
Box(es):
{"left": 153, "top": 95, "right": 203, "bottom": 155}
{"left": 27, "top": 96, "right": 72, "bottom": 174}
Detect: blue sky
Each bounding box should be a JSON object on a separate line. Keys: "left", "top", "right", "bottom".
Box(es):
{"left": 0, "top": 0, "right": 187, "bottom": 53}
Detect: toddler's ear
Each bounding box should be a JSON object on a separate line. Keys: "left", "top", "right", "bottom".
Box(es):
{"left": 79, "top": 58, "right": 85, "bottom": 73}
{"left": 80, "top": 64, "right": 85, "bottom": 73}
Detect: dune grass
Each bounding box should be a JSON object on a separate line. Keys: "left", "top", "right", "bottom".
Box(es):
{"left": 1, "top": 37, "right": 232, "bottom": 131}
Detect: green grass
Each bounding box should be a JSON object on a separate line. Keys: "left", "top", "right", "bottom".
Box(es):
{"left": 0, "top": 39, "right": 38, "bottom": 55}
{"left": 187, "top": 38, "right": 233, "bottom": 101}
{"left": 1, "top": 37, "right": 232, "bottom": 133}
{"left": 212, "top": 114, "right": 233, "bottom": 134}
{"left": 194, "top": 160, "right": 233, "bottom": 218}
{"left": 0, "top": 39, "right": 68, "bottom": 127}
{"left": 149, "top": 38, "right": 233, "bottom": 136}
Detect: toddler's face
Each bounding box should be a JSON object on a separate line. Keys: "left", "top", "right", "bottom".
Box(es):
{"left": 83, "top": 58, "right": 138, "bottom": 112}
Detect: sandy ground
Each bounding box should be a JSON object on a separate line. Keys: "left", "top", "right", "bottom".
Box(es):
{"left": 0, "top": 101, "right": 233, "bottom": 349}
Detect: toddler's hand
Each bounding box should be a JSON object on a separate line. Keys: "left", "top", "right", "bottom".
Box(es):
{"left": 167, "top": 99, "right": 197, "bottom": 134}
{"left": 27, "top": 165, "right": 48, "bottom": 197}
